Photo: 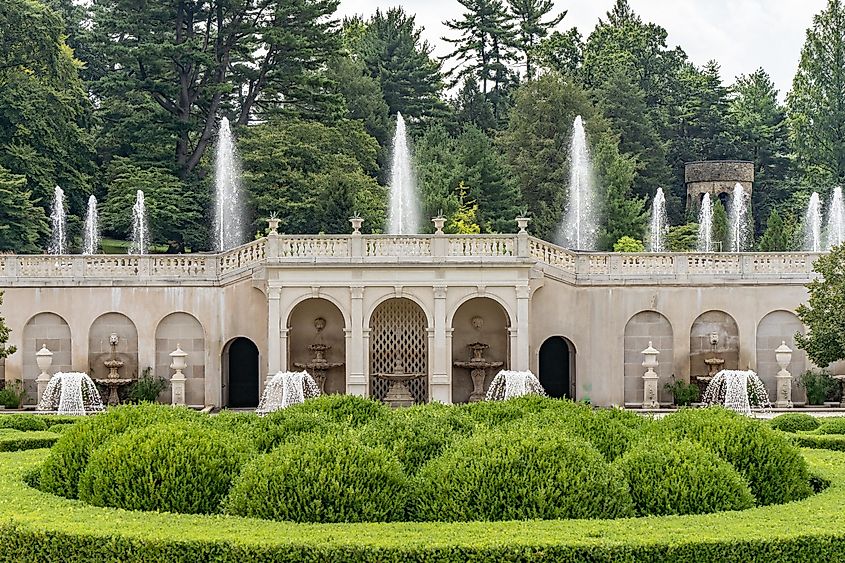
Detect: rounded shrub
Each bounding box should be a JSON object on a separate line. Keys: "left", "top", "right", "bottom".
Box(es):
{"left": 412, "top": 427, "right": 635, "bottom": 521}
{"left": 39, "top": 404, "right": 202, "bottom": 499}
{"left": 252, "top": 409, "right": 344, "bottom": 453}
{"left": 654, "top": 407, "right": 812, "bottom": 505}
{"left": 815, "top": 417, "right": 845, "bottom": 435}
{"left": 227, "top": 433, "right": 407, "bottom": 523}
{"left": 78, "top": 421, "right": 248, "bottom": 514}
{"left": 281, "top": 394, "right": 390, "bottom": 427}
{"left": 0, "top": 414, "right": 48, "bottom": 432}
{"left": 615, "top": 439, "right": 755, "bottom": 516}
{"left": 770, "top": 413, "right": 821, "bottom": 433}
{"left": 460, "top": 395, "right": 587, "bottom": 427}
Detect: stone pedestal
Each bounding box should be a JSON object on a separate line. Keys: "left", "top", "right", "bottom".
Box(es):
{"left": 642, "top": 369, "right": 659, "bottom": 408}
{"left": 169, "top": 344, "right": 188, "bottom": 407}
{"left": 775, "top": 341, "right": 793, "bottom": 408}
{"left": 384, "top": 380, "right": 415, "bottom": 408}
{"left": 35, "top": 344, "right": 54, "bottom": 404}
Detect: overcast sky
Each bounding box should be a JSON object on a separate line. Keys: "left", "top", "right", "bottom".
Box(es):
{"left": 337, "top": 0, "right": 826, "bottom": 99}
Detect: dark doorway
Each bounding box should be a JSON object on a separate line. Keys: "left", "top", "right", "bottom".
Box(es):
{"left": 539, "top": 336, "right": 573, "bottom": 399}
{"left": 225, "top": 338, "right": 259, "bottom": 408}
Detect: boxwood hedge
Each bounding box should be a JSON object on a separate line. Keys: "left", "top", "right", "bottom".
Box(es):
{"left": 0, "top": 430, "right": 60, "bottom": 452}
{"left": 769, "top": 413, "right": 821, "bottom": 433}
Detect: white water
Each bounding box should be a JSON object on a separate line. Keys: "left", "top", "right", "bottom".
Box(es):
{"left": 82, "top": 195, "right": 99, "bottom": 255}
{"left": 805, "top": 192, "right": 822, "bottom": 252}
{"left": 648, "top": 188, "right": 668, "bottom": 252}
{"left": 129, "top": 190, "right": 149, "bottom": 255}
{"left": 702, "top": 369, "right": 770, "bottom": 416}
{"left": 697, "top": 193, "right": 714, "bottom": 252}
{"left": 256, "top": 371, "right": 321, "bottom": 414}
{"left": 213, "top": 117, "right": 244, "bottom": 251}
{"left": 728, "top": 184, "right": 751, "bottom": 252}
{"left": 36, "top": 372, "right": 104, "bottom": 415}
{"left": 826, "top": 186, "right": 845, "bottom": 249}
{"left": 386, "top": 113, "right": 419, "bottom": 234}
{"left": 48, "top": 186, "right": 66, "bottom": 255}
{"left": 559, "top": 116, "right": 598, "bottom": 250}
{"left": 485, "top": 370, "right": 547, "bottom": 401}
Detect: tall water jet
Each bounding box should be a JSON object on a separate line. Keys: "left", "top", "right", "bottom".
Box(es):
{"left": 48, "top": 186, "right": 67, "bottom": 255}
{"left": 697, "top": 193, "right": 714, "bottom": 252}
{"left": 560, "top": 115, "right": 598, "bottom": 250}
{"left": 213, "top": 117, "right": 244, "bottom": 251}
{"left": 82, "top": 195, "right": 100, "bottom": 255}
{"left": 129, "top": 190, "right": 149, "bottom": 255}
{"left": 386, "top": 112, "right": 419, "bottom": 234}
{"left": 728, "top": 183, "right": 751, "bottom": 252}
{"left": 805, "top": 192, "right": 822, "bottom": 252}
{"left": 648, "top": 188, "right": 668, "bottom": 252}
{"left": 827, "top": 186, "right": 845, "bottom": 249}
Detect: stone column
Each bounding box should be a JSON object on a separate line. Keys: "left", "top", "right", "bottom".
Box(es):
{"left": 267, "top": 287, "right": 282, "bottom": 376}
{"left": 514, "top": 284, "right": 530, "bottom": 371}
{"left": 430, "top": 285, "right": 449, "bottom": 402}
{"left": 348, "top": 286, "right": 367, "bottom": 397}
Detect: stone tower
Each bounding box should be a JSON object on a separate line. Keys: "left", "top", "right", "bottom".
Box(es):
{"left": 685, "top": 160, "right": 754, "bottom": 210}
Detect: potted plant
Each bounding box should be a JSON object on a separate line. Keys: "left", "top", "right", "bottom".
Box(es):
{"left": 664, "top": 376, "right": 700, "bottom": 407}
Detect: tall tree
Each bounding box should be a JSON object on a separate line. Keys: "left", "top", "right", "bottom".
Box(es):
{"left": 327, "top": 55, "right": 391, "bottom": 146}
{"left": 797, "top": 245, "right": 845, "bottom": 366}
{"left": 758, "top": 209, "right": 792, "bottom": 251}
{"left": 534, "top": 28, "right": 582, "bottom": 77}
{"left": 0, "top": 166, "right": 49, "bottom": 253}
{"left": 451, "top": 77, "right": 497, "bottom": 133}
{"left": 787, "top": 0, "right": 845, "bottom": 186}
{"left": 506, "top": 0, "right": 565, "bottom": 79}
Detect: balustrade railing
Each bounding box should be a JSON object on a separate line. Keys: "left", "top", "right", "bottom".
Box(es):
{"left": 364, "top": 236, "right": 431, "bottom": 257}
{"left": 447, "top": 235, "right": 515, "bottom": 257}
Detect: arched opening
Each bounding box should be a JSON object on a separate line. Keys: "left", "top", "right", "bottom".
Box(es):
{"left": 624, "top": 311, "right": 673, "bottom": 405}
{"left": 539, "top": 336, "right": 575, "bottom": 399}
{"left": 22, "top": 313, "right": 72, "bottom": 405}
{"left": 757, "top": 310, "right": 807, "bottom": 403}
{"left": 369, "top": 297, "right": 428, "bottom": 404}
{"left": 89, "top": 312, "right": 139, "bottom": 380}
{"left": 222, "top": 337, "right": 259, "bottom": 408}
{"left": 690, "top": 310, "right": 739, "bottom": 383}
{"left": 288, "top": 298, "right": 346, "bottom": 394}
{"left": 450, "top": 297, "right": 510, "bottom": 403}
{"left": 155, "top": 312, "right": 205, "bottom": 405}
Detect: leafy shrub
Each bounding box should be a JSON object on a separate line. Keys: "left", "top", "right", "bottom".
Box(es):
{"left": 460, "top": 395, "right": 585, "bottom": 427}
{"left": 799, "top": 370, "right": 837, "bottom": 405}
{"left": 770, "top": 413, "right": 821, "bottom": 433}
{"left": 126, "top": 368, "right": 168, "bottom": 403}
{"left": 39, "top": 403, "right": 202, "bottom": 499}
{"left": 654, "top": 407, "right": 812, "bottom": 505}
{"left": 615, "top": 439, "right": 755, "bottom": 516}
{"left": 0, "top": 381, "right": 27, "bottom": 409}
{"left": 252, "top": 409, "right": 343, "bottom": 453}
{"left": 0, "top": 429, "right": 60, "bottom": 451}
{"left": 523, "top": 405, "right": 639, "bottom": 461}
{"left": 816, "top": 417, "right": 845, "bottom": 435}
{"left": 280, "top": 394, "right": 390, "bottom": 427}
{"left": 664, "top": 377, "right": 700, "bottom": 406}
{"left": 41, "top": 415, "right": 84, "bottom": 428}
{"left": 0, "top": 414, "right": 48, "bottom": 432}
{"left": 227, "top": 433, "right": 406, "bottom": 523}
{"left": 412, "top": 427, "right": 635, "bottom": 521}
{"left": 79, "top": 421, "right": 248, "bottom": 514}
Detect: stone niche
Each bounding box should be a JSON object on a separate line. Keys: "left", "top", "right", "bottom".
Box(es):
{"left": 623, "top": 311, "right": 674, "bottom": 405}
{"left": 756, "top": 310, "right": 807, "bottom": 404}
{"left": 685, "top": 160, "right": 754, "bottom": 210}
{"left": 451, "top": 297, "right": 510, "bottom": 403}
{"left": 155, "top": 312, "right": 206, "bottom": 406}
{"left": 22, "top": 313, "right": 73, "bottom": 405}
{"left": 689, "top": 310, "right": 739, "bottom": 378}
{"left": 288, "top": 298, "right": 346, "bottom": 394}
{"left": 88, "top": 313, "right": 139, "bottom": 380}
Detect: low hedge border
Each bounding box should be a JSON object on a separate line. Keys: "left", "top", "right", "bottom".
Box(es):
{"left": 0, "top": 431, "right": 60, "bottom": 452}
{"left": 1, "top": 448, "right": 845, "bottom": 561}
{"left": 790, "top": 432, "right": 845, "bottom": 452}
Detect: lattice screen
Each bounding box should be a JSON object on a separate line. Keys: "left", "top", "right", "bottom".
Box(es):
{"left": 370, "top": 298, "right": 428, "bottom": 403}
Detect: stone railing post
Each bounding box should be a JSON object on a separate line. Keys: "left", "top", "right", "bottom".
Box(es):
{"left": 72, "top": 256, "right": 85, "bottom": 278}
{"left": 4, "top": 256, "right": 19, "bottom": 278}
{"left": 265, "top": 217, "right": 280, "bottom": 261}
{"left": 432, "top": 217, "right": 447, "bottom": 258}
{"left": 350, "top": 217, "right": 363, "bottom": 259}
{"left": 516, "top": 217, "right": 530, "bottom": 257}
{"left": 138, "top": 255, "right": 152, "bottom": 277}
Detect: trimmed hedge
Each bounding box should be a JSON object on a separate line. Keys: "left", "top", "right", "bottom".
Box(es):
{"left": 815, "top": 418, "right": 845, "bottom": 435}
{"left": 227, "top": 433, "right": 406, "bottom": 523}
{"left": 615, "top": 438, "right": 755, "bottom": 515}
{"left": 251, "top": 409, "right": 344, "bottom": 453}
{"left": 279, "top": 394, "right": 390, "bottom": 427}
{"left": 412, "top": 426, "right": 635, "bottom": 521}
{"left": 790, "top": 433, "right": 845, "bottom": 452}
{"left": 0, "top": 430, "right": 60, "bottom": 452}
{"left": 0, "top": 414, "right": 48, "bottom": 432}
{"left": 770, "top": 413, "right": 821, "bottom": 433}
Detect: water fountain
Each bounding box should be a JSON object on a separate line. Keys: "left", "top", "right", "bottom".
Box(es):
{"left": 728, "top": 183, "right": 751, "bottom": 252}
{"left": 827, "top": 186, "right": 845, "bottom": 249}
{"left": 697, "top": 193, "right": 714, "bottom": 252}
{"left": 648, "top": 188, "right": 668, "bottom": 252}
{"left": 48, "top": 186, "right": 66, "bottom": 255}
{"left": 386, "top": 112, "right": 419, "bottom": 235}
{"left": 37, "top": 372, "right": 104, "bottom": 415}
{"left": 374, "top": 360, "right": 426, "bottom": 408}
{"left": 256, "top": 371, "right": 321, "bottom": 414}
{"left": 213, "top": 117, "right": 244, "bottom": 251}
{"left": 559, "top": 116, "right": 597, "bottom": 250}
{"left": 805, "top": 192, "right": 823, "bottom": 252}
{"left": 485, "top": 370, "right": 546, "bottom": 401}
{"left": 82, "top": 195, "right": 100, "bottom": 255}
{"left": 702, "top": 369, "right": 770, "bottom": 416}
{"left": 454, "top": 342, "right": 504, "bottom": 402}
{"left": 93, "top": 333, "right": 133, "bottom": 406}
{"left": 292, "top": 317, "right": 344, "bottom": 393}
{"left": 129, "top": 190, "right": 149, "bottom": 255}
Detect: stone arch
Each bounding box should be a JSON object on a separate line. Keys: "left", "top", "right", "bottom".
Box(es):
{"left": 369, "top": 297, "right": 428, "bottom": 404}
{"left": 624, "top": 311, "right": 673, "bottom": 405}
{"left": 538, "top": 336, "right": 575, "bottom": 399}
{"left": 155, "top": 312, "right": 205, "bottom": 406}
{"left": 22, "top": 313, "right": 72, "bottom": 405}
{"left": 285, "top": 293, "right": 351, "bottom": 330}
{"left": 365, "top": 293, "right": 432, "bottom": 331}
{"left": 756, "top": 310, "right": 807, "bottom": 403}
{"left": 446, "top": 292, "right": 514, "bottom": 328}
{"left": 222, "top": 337, "right": 259, "bottom": 408}
{"left": 287, "top": 298, "right": 346, "bottom": 394}
{"left": 690, "top": 310, "right": 739, "bottom": 381}
{"left": 89, "top": 312, "right": 139, "bottom": 381}
{"left": 450, "top": 297, "right": 511, "bottom": 403}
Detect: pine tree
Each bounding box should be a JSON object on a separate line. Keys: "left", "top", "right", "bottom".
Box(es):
{"left": 758, "top": 209, "right": 792, "bottom": 251}
{"left": 594, "top": 135, "right": 647, "bottom": 250}
{"left": 0, "top": 166, "right": 49, "bottom": 253}
{"left": 447, "top": 183, "right": 482, "bottom": 234}
{"left": 506, "top": 0, "right": 566, "bottom": 79}
{"left": 451, "top": 77, "right": 497, "bottom": 133}
{"left": 712, "top": 200, "right": 729, "bottom": 252}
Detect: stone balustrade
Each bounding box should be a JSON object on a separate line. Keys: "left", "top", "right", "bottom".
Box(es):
{"left": 0, "top": 234, "right": 823, "bottom": 286}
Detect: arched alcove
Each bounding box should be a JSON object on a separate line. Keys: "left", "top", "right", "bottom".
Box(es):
{"left": 539, "top": 336, "right": 575, "bottom": 399}
{"left": 450, "top": 297, "right": 510, "bottom": 403}
{"left": 288, "top": 298, "right": 346, "bottom": 394}
{"left": 690, "top": 310, "right": 739, "bottom": 378}
{"left": 756, "top": 310, "right": 807, "bottom": 403}
{"left": 624, "top": 311, "right": 673, "bottom": 405}
{"left": 369, "top": 297, "right": 428, "bottom": 404}
{"left": 155, "top": 313, "right": 205, "bottom": 405}
{"left": 22, "top": 313, "right": 72, "bottom": 404}
{"left": 89, "top": 313, "right": 139, "bottom": 380}
{"left": 222, "top": 337, "right": 259, "bottom": 408}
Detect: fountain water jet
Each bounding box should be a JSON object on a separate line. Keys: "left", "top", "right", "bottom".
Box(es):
{"left": 129, "top": 190, "right": 149, "bottom": 255}
{"left": 559, "top": 116, "right": 597, "bottom": 250}
{"left": 728, "top": 184, "right": 751, "bottom": 252}
{"left": 386, "top": 113, "right": 419, "bottom": 234}
{"left": 256, "top": 371, "right": 321, "bottom": 414}
{"left": 697, "top": 193, "right": 714, "bottom": 252}
{"left": 805, "top": 192, "right": 822, "bottom": 252}
{"left": 82, "top": 195, "right": 100, "bottom": 255}
{"left": 485, "top": 370, "right": 546, "bottom": 401}
{"left": 702, "top": 369, "right": 770, "bottom": 416}
{"left": 827, "top": 186, "right": 845, "bottom": 249}
{"left": 36, "top": 372, "right": 104, "bottom": 415}
{"left": 648, "top": 188, "right": 668, "bottom": 252}
{"left": 213, "top": 117, "right": 244, "bottom": 251}
{"left": 48, "top": 186, "right": 67, "bottom": 255}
